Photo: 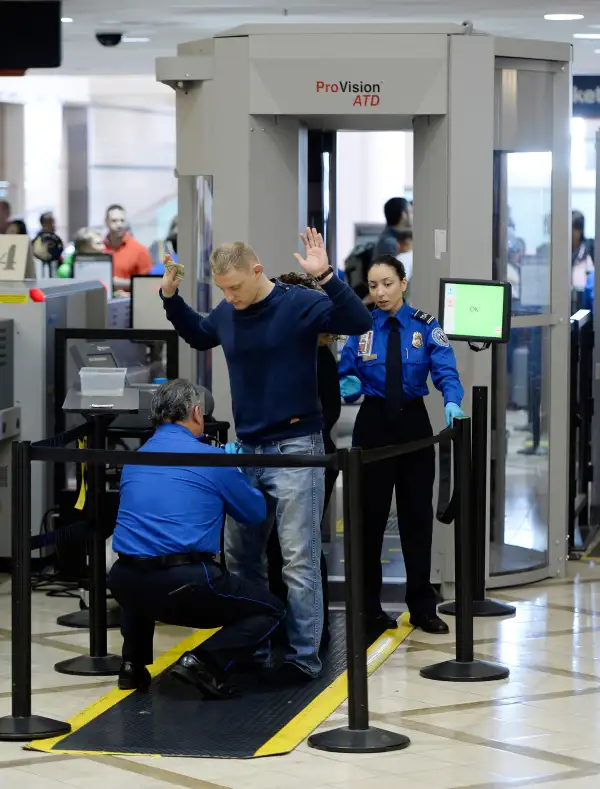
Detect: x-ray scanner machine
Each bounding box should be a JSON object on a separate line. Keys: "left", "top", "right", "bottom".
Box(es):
{"left": 157, "top": 24, "right": 572, "bottom": 593}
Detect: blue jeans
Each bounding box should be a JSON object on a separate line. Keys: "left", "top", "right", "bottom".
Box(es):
{"left": 224, "top": 433, "right": 325, "bottom": 677}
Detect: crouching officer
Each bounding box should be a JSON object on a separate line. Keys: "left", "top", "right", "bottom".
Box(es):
{"left": 339, "top": 254, "right": 464, "bottom": 637}
{"left": 108, "top": 379, "right": 285, "bottom": 699}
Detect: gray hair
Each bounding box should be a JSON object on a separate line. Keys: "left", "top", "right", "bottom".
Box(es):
{"left": 150, "top": 379, "right": 205, "bottom": 428}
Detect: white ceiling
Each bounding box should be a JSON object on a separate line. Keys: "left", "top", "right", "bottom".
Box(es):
{"left": 51, "top": 0, "right": 600, "bottom": 75}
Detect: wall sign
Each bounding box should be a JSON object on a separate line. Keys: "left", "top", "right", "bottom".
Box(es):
{"left": 573, "top": 76, "right": 600, "bottom": 118}
{"left": 315, "top": 80, "right": 381, "bottom": 107}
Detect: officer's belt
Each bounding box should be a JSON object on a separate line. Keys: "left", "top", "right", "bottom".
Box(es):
{"left": 363, "top": 396, "right": 424, "bottom": 410}
{"left": 117, "top": 551, "right": 216, "bottom": 570}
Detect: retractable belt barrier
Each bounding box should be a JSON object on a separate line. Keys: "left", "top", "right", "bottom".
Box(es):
{"left": 0, "top": 413, "right": 509, "bottom": 751}
{"left": 438, "top": 387, "right": 516, "bottom": 619}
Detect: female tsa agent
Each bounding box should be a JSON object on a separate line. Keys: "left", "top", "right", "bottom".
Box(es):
{"left": 338, "top": 254, "right": 465, "bottom": 637}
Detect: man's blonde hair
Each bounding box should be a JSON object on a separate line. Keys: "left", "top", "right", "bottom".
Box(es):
{"left": 210, "top": 242, "right": 259, "bottom": 276}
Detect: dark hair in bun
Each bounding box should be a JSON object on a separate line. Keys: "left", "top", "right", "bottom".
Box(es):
{"left": 368, "top": 254, "right": 407, "bottom": 281}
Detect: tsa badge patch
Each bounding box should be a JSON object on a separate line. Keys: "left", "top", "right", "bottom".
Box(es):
{"left": 432, "top": 327, "right": 450, "bottom": 347}
{"left": 412, "top": 331, "right": 423, "bottom": 349}
{"left": 358, "top": 330, "right": 374, "bottom": 357}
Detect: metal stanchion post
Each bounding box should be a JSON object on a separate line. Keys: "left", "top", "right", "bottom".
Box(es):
{"left": 55, "top": 417, "right": 121, "bottom": 676}
{"left": 0, "top": 441, "right": 71, "bottom": 740}
{"left": 309, "top": 448, "right": 410, "bottom": 753}
{"left": 439, "top": 388, "right": 515, "bottom": 618}
{"left": 56, "top": 423, "right": 120, "bottom": 631}
{"left": 421, "top": 419, "right": 509, "bottom": 682}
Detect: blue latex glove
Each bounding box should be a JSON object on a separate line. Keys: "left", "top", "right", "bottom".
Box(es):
{"left": 224, "top": 441, "right": 242, "bottom": 455}
{"left": 340, "top": 375, "right": 362, "bottom": 402}
{"left": 445, "top": 402, "right": 464, "bottom": 427}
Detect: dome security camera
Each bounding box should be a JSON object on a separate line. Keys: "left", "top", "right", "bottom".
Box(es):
{"left": 96, "top": 32, "right": 123, "bottom": 47}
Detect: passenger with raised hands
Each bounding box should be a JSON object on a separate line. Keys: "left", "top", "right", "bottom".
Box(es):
{"left": 159, "top": 228, "right": 372, "bottom": 682}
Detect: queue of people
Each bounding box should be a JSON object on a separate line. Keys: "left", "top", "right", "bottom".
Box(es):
{"left": 107, "top": 221, "right": 466, "bottom": 700}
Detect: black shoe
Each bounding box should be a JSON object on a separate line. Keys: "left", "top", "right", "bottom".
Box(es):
{"left": 410, "top": 614, "right": 449, "bottom": 634}
{"left": 267, "top": 661, "right": 317, "bottom": 687}
{"left": 367, "top": 612, "right": 399, "bottom": 635}
{"left": 171, "top": 652, "right": 237, "bottom": 700}
{"left": 118, "top": 661, "right": 151, "bottom": 691}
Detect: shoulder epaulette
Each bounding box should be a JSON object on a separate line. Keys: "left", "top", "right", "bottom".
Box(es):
{"left": 413, "top": 310, "right": 435, "bottom": 325}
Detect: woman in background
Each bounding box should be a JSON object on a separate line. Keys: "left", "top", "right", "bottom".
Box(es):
{"left": 572, "top": 211, "right": 595, "bottom": 312}
{"left": 56, "top": 227, "right": 105, "bottom": 278}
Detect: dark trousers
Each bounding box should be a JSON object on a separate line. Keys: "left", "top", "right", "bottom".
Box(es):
{"left": 267, "top": 460, "right": 338, "bottom": 628}
{"left": 108, "top": 559, "right": 285, "bottom": 673}
{"left": 352, "top": 397, "right": 437, "bottom": 619}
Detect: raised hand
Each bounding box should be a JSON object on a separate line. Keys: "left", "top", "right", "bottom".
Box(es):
{"left": 293, "top": 227, "right": 330, "bottom": 279}
{"left": 161, "top": 254, "right": 183, "bottom": 298}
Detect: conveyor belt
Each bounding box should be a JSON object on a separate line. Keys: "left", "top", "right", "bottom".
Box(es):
{"left": 32, "top": 612, "right": 412, "bottom": 758}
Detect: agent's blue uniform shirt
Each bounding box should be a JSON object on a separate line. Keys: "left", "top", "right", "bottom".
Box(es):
{"left": 112, "top": 423, "right": 266, "bottom": 558}
{"left": 162, "top": 276, "right": 372, "bottom": 443}
{"left": 338, "top": 303, "right": 464, "bottom": 406}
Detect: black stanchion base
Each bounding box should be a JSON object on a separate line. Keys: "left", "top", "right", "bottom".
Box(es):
{"left": 54, "top": 654, "right": 121, "bottom": 676}
{"left": 437, "top": 600, "right": 516, "bottom": 618}
{"left": 420, "top": 659, "right": 509, "bottom": 683}
{"left": 0, "top": 714, "right": 71, "bottom": 742}
{"left": 57, "top": 607, "right": 122, "bottom": 629}
{"left": 308, "top": 726, "right": 410, "bottom": 754}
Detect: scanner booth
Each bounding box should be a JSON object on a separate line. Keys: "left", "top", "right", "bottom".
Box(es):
{"left": 156, "top": 24, "right": 572, "bottom": 596}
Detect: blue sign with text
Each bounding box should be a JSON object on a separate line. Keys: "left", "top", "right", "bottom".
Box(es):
{"left": 573, "top": 76, "right": 600, "bottom": 118}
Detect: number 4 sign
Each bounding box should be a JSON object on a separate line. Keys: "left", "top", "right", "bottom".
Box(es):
{"left": 0, "top": 234, "right": 36, "bottom": 282}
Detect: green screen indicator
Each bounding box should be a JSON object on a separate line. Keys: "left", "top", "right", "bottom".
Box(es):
{"left": 443, "top": 283, "right": 505, "bottom": 340}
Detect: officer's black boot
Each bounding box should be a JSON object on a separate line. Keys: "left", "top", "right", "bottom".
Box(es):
{"left": 118, "top": 661, "right": 152, "bottom": 691}
{"left": 366, "top": 611, "right": 398, "bottom": 640}
{"left": 171, "top": 652, "right": 237, "bottom": 700}
{"left": 410, "top": 613, "right": 449, "bottom": 634}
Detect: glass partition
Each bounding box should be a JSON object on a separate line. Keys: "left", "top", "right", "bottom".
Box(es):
{"left": 491, "top": 151, "right": 552, "bottom": 576}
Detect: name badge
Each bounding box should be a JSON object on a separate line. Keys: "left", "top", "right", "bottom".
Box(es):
{"left": 358, "top": 330, "right": 374, "bottom": 357}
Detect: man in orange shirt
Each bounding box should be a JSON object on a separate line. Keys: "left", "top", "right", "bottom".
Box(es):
{"left": 104, "top": 204, "right": 152, "bottom": 291}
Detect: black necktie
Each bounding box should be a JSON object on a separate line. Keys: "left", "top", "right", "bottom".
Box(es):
{"left": 385, "top": 317, "right": 404, "bottom": 422}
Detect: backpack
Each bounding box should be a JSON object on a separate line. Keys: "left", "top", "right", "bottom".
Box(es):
{"left": 343, "top": 241, "right": 375, "bottom": 298}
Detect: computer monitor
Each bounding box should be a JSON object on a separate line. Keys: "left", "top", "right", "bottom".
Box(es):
{"left": 73, "top": 253, "right": 113, "bottom": 291}
{"left": 439, "top": 278, "right": 512, "bottom": 344}
{"left": 130, "top": 275, "right": 173, "bottom": 331}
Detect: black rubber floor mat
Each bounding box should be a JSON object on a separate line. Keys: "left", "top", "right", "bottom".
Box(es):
{"left": 36, "top": 611, "right": 411, "bottom": 758}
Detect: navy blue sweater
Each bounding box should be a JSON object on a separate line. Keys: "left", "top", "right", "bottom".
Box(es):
{"left": 162, "top": 276, "right": 372, "bottom": 442}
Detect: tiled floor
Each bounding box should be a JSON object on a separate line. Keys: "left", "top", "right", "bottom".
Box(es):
{"left": 3, "top": 565, "right": 600, "bottom": 788}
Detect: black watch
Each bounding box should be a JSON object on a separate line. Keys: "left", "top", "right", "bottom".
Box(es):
{"left": 315, "top": 266, "right": 333, "bottom": 282}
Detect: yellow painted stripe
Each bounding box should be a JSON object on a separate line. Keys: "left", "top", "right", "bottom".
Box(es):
{"left": 254, "top": 612, "right": 413, "bottom": 757}
{"left": 29, "top": 626, "right": 218, "bottom": 756}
